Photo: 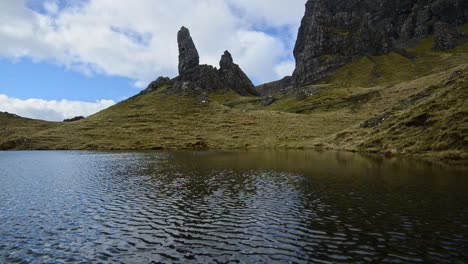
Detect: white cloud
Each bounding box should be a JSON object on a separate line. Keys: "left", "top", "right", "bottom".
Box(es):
{"left": 43, "top": 1, "right": 59, "bottom": 15}
{"left": 226, "top": 0, "right": 306, "bottom": 29}
{"left": 0, "top": 0, "right": 305, "bottom": 86}
{"left": 274, "top": 61, "right": 296, "bottom": 78}
{"left": 0, "top": 94, "right": 115, "bottom": 121}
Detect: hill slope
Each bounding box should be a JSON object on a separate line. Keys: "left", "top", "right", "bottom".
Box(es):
{"left": 1, "top": 40, "right": 467, "bottom": 161}
{"left": 0, "top": 112, "right": 59, "bottom": 149}
{"left": 1, "top": 63, "right": 466, "bottom": 160}
{"left": 330, "top": 64, "right": 468, "bottom": 160}
{"left": 14, "top": 90, "right": 362, "bottom": 150}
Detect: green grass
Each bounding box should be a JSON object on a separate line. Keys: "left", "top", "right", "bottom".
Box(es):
{"left": 265, "top": 85, "right": 381, "bottom": 114}
{"left": 448, "top": 43, "right": 468, "bottom": 54}
{"left": 0, "top": 112, "right": 60, "bottom": 149}
{"left": 210, "top": 91, "right": 263, "bottom": 110}
{"left": 329, "top": 64, "right": 468, "bottom": 160}
{"left": 408, "top": 36, "right": 436, "bottom": 53}
{"left": 8, "top": 90, "right": 361, "bottom": 150}
{"left": 326, "top": 50, "right": 468, "bottom": 88}
{"left": 1, "top": 38, "right": 467, "bottom": 161}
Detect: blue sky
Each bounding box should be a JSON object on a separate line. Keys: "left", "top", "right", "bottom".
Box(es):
{"left": 0, "top": 0, "right": 305, "bottom": 121}
{"left": 0, "top": 58, "right": 135, "bottom": 102}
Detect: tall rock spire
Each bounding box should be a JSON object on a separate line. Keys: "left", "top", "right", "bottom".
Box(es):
{"left": 177, "top": 26, "right": 199, "bottom": 74}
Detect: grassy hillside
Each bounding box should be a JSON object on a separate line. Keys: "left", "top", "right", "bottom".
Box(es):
{"left": 328, "top": 44, "right": 468, "bottom": 88}
{"left": 1, "top": 37, "right": 467, "bottom": 161}
{"left": 15, "top": 91, "right": 362, "bottom": 150}
{"left": 0, "top": 112, "right": 59, "bottom": 149}
{"left": 329, "top": 64, "right": 468, "bottom": 160}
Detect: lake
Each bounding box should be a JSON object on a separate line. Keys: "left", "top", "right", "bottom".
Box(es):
{"left": 0, "top": 151, "right": 467, "bottom": 263}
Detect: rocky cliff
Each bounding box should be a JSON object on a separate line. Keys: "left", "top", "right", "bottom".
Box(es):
{"left": 145, "top": 27, "right": 258, "bottom": 97}
{"left": 292, "top": 0, "right": 468, "bottom": 87}
{"left": 256, "top": 76, "right": 293, "bottom": 96}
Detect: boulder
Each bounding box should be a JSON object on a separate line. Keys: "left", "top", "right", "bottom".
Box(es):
{"left": 260, "top": 96, "right": 277, "bottom": 107}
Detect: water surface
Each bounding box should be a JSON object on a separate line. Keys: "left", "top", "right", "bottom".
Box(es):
{"left": 0, "top": 151, "right": 467, "bottom": 263}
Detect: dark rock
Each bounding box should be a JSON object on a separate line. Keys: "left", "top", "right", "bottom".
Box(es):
{"left": 178, "top": 27, "right": 200, "bottom": 74}
{"left": 218, "top": 51, "right": 259, "bottom": 96}
{"left": 361, "top": 113, "right": 391, "bottom": 128}
{"left": 256, "top": 76, "right": 293, "bottom": 96}
{"left": 405, "top": 113, "right": 432, "bottom": 127}
{"left": 292, "top": 0, "right": 468, "bottom": 87}
{"left": 63, "top": 116, "right": 85, "bottom": 122}
{"left": 433, "top": 21, "right": 466, "bottom": 50}
{"left": 219, "top": 50, "right": 234, "bottom": 69}
{"left": 171, "top": 65, "right": 223, "bottom": 95}
{"left": 150, "top": 27, "right": 259, "bottom": 97}
{"left": 143, "top": 76, "right": 173, "bottom": 93}
{"left": 260, "top": 96, "right": 277, "bottom": 107}
{"left": 186, "top": 140, "right": 208, "bottom": 150}
{"left": 1, "top": 112, "right": 21, "bottom": 119}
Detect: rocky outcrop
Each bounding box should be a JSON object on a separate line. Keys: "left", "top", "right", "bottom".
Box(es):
{"left": 178, "top": 27, "right": 200, "bottom": 74}
{"left": 63, "top": 116, "right": 85, "bottom": 122}
{"left": 172, "top": 65, "right": 223, "bottom": 95}
{"left": 256, "top": 76, "right": 293, "bottom": 96}
{"left": 143, "top": 77, "right": 173, "bottom": 94}
{"left": 219, "top": 51, "right": 259, "bottom": 96}
{"left": 147, "top": 27, "right": 259, "bottom": 97}
{"left": 260, "top": 96, "right": 277, "bottom": 107}
{"left": 433, "top": 21, "right": 467, "bottom": 50}
{"left": 292, "top": 0, "right": 468, "bottom": 87}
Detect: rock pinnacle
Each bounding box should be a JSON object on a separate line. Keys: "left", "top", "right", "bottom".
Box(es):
{"left": 177, "top": 26, "right": 200, "bottom": 74}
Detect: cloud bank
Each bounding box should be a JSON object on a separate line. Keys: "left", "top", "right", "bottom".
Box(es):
{"left": 0, "top": 94, "right": 115, "bottom": 121}
{"left": 0, "top": 0, "right": 305, "bottom": 120}
{"left": 0, "top": 0, "right": 305, "bottom": 86}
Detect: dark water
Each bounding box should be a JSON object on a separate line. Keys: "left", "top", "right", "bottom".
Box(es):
{"left": 0, "top": 151, "right": 467, "bottom": 264}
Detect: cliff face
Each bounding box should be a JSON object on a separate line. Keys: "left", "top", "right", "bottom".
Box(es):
{"left": 292, "top": 0, "right": 468, "bottom": 87}
{"left": 256, "top": 76, "right": 293, "bottom": 96}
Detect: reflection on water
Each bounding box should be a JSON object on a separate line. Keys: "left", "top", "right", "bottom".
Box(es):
{"left": 0, "top": 151, "right": 467, "bottom": 263}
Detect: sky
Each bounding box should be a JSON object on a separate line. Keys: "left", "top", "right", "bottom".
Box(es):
{"left": 0, "top": 0, "right": 306, "bottom": 121}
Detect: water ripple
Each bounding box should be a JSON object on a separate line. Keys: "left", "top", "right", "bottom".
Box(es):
{"left": 0, "top": 151, "right": 467, "bottom": 263}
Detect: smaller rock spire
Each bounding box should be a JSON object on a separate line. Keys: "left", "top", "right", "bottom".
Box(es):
{"left": 219, "top": 50, "right": 234, "bottom": 69}
{"left": 177, "top": 26, "right": 199, "bottom": 74}
{"left": 218, "top": 50, "right": 259, "bottom": 96}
